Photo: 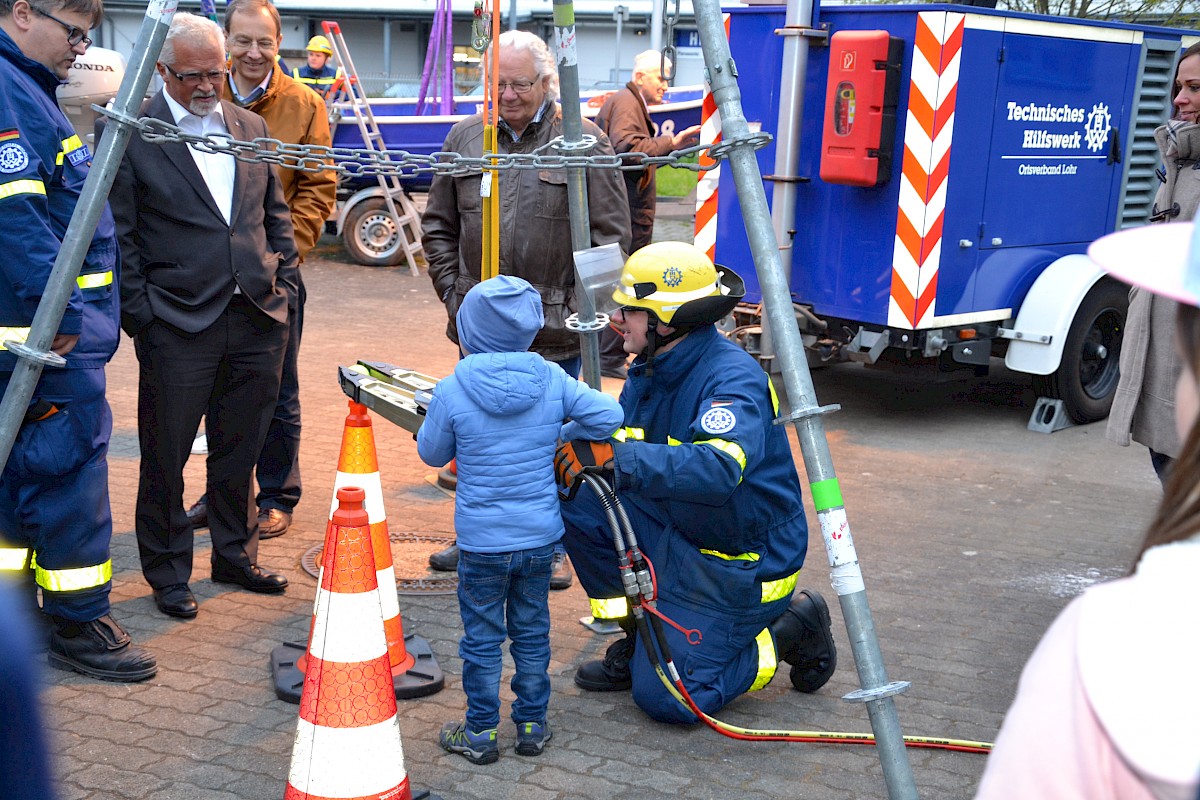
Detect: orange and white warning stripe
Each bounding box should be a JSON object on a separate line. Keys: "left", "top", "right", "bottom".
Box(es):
{"left": 889, "top": 10, "right": 964, "bottom": 329}
{"left": 327, "top": 401, "right": 413, "bottom": 674}
{"left": 694, "top": 13, "right": 731, "bottom": 261}
{"left": 286, "top": 487, "right": 410, "bottom": 800}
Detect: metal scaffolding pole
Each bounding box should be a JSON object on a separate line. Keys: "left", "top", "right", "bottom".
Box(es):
{"left": 0, "top": 1, "right": 175, "bottom": 472}
{"left": 552, "top": 0, "right": 603, "bottom": 390}
{"left": 689, "top": 0, "right": 919, "bottom": 797}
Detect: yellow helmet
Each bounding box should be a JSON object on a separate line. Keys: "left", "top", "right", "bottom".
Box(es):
{"left": 612, "top": 241, "right": 745, "bottom": 327}
{"left": 306, "top": 35, "right": 333, "bottom": 55}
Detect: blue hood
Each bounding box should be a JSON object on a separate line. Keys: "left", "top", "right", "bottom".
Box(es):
{"left": 456, "top": 275, "right": 544, "bottom": 355}
{"left": 455, "top": 352, "right": 547, "bottom": 416}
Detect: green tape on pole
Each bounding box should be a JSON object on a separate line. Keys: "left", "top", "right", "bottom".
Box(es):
{"left": 553, "top": 4, "right": 575, "bottom": 26}
{"left": 810, "top": 478, "right": 843, "bottom": 512}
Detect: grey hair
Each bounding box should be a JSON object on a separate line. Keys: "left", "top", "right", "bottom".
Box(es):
{"left": 632, "top": 49, "right": 670, "bottom": 78}
{"left": 498, "top": 29, "right": 559, "bottom": 103}
{"left": 159, "top": 12, "right": 225, "bottom": 67}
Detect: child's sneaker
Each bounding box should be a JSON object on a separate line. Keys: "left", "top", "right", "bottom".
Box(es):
{"left": 439, "top": 721, "right": 499, "bottom": 764}
{"left": 514, "top": 720, "right": 552, "bottom": 756}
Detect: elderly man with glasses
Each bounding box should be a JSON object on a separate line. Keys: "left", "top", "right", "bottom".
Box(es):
{"left": 105, "top": 12, "right": 297, "bottom": 620}
{"left": 181, "top": 0, "right": 336, "bottom": 543}
{"left": 0, "top": 0, "right": 157, "bottom": 682}
{"left": 421, "top": 29, "right": 631, "bottom": 587}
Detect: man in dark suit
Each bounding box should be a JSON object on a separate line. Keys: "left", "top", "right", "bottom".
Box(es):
{"left": 108, "top": 12, "right": 295, "bottom": 618}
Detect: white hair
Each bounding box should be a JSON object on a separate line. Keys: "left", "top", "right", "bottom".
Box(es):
{"left": 632, "top": 49, "right": 671, "bottom": 78}
{"left": 498, "top": 30, "right": 559, "bottom": 103}
{"left": 159, "top": 12, "right": 225, "bottom": 66}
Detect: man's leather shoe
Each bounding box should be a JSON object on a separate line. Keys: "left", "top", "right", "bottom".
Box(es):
{"left": 48, "top": 614, "right": 157, "bottom": 682}
{"left": 186, "top": 497, "right": 208, "bottom": 530}
{"left": 211, "top": 562, "right": 288, "bottom": 594}
{"left": 549, "top": 551, "right": 574, "bottom": 590}
{"left": 429, "top": 543, "right": 459, "bottom": 571}
{"left": 257, "top": 507, "right": 292, "bottom": 540}
{"left": 600, "top": 364, "right": 628, "bottom": 380}
{"left": 153, "top": 584, "right": 198, "bottom": 619}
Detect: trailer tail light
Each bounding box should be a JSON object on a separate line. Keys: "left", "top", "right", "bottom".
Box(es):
{"left": 819, "top": 30, "right": 904, "bottom": 187}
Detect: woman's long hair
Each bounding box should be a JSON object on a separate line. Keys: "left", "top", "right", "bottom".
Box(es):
{"left": 1136, "top": 302, "right": 1200, "bottom": 563}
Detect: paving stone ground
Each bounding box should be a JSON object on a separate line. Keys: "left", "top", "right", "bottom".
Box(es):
{"left": 34, "top": 202, "right": 1160, "bottom": 799}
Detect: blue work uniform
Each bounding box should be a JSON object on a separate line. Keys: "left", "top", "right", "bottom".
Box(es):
{"left": 292, "top": 64, "right": 339, "bottom": 99}
{"left": 0, "top": 28, "right": 121, "bottom": 622}
{"left": 562, "top": 324, "right": 810, "bottom": 723}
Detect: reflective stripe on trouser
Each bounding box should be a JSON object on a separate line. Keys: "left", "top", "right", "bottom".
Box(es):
{"left": 0, "top": 367, "right": 114, "bottom": 621}
{"left": 561, "top": 485, "right": 788, "bottom": 723}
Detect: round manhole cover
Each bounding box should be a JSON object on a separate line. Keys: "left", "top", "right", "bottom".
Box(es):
{"left": 300, "top": 531, "right": 458, "bottom": 595}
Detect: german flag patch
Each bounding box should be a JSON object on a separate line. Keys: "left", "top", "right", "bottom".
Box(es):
{"left": 0, "top": 129, "right": 20, "bottom": 143}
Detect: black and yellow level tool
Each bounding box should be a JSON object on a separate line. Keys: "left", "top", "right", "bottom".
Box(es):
{"left": 337, "top": 360, "right": 440, "bottom": 434}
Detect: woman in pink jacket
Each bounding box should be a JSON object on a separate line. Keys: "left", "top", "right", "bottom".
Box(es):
{"left": 975, "top": 221, "right": 1200, "bottom": 800}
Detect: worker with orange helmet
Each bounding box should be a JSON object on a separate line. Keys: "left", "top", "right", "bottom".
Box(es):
{"left": 555, "top": 242, "right": 837, "bottom": 723}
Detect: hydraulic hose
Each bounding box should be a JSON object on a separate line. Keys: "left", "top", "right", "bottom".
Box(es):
{"left": 581, "top": 473, "right": 993, "bottom": 756}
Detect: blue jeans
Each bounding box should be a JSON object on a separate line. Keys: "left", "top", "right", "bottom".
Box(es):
{"left": 457, "top": 543, "right": 555, "bottom": 731}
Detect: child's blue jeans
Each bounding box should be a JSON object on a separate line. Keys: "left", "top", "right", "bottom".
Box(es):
{"left": 457, "top": 542, "right": 555, "bottom": 731}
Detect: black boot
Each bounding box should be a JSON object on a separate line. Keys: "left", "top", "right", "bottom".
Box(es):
{"left": 770, "top": 589, "right": 837, "bottom": 693}
{"left": 429, "top": 544, "right": 459, "bottom": 571}
{"left": 48, "top": 614, "right": 158, "bottom": 683}
{"left": 574, "top": 616, "right": 635, "bottom": 691}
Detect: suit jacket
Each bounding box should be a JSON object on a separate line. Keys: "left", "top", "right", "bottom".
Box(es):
{"left": 107, "top": 93, "right": 299, "bottom": 337}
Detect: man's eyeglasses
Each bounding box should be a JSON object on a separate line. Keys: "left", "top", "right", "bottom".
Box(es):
{"left": 228, "top": 35, "right": 279, "bottom": 53}
{"left": 497, "top": 79, "right": 536, "bottom": 94}
{"left": 162, "top": 65, "right": 227, "bottom": 85}
{"left": 31, "top": 5, "right": 92, "bottom": 49}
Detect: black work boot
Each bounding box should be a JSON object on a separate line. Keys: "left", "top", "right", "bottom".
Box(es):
{"left": 770, "top": 589, "right": 837, "bottom": 693}
{"left": 429, "top": 544, "right": 459, "bottom": 571}
{"left": 48, "top": 614, "right": 158, "bottom": 683}
{"left": 574, "top": 617, "right": 635, "bottom": 691}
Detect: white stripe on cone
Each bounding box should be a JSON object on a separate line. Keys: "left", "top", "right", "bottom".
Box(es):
{"left": 331, "top": 470, "right": 386, "bottom": 522}
{"left": 309, "top": 590, "right": 392, "bottom": 665}
{"left": 288, "top": 716, "right": 407, "bottom": 797}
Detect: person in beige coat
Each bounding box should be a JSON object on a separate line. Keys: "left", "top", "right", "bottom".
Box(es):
{"left": 1106, "top": 42, "right": 1200, "bottom": 484}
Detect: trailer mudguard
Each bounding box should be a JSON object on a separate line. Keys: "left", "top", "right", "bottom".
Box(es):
{"left": 334, "top": 185, "right": 389, "bottom": 235}
{"left": 1004, "top": 253, "right": 1107, "bottom": 376}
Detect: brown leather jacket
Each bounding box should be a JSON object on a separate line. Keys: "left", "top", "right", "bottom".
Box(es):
{"left": 595, "top": 83, "right": 678, "bottom": 250}
{"left": 422, "top": 107, "right": 631, "bottom": 361}
{"left": 221, "top": 62, "right": 337, "bottom": 261}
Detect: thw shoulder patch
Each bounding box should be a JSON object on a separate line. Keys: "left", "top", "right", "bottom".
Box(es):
{"left": 700, "top": 406, "right": 736, "bottom": 435}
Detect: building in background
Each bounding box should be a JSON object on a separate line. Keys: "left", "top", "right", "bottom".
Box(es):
{"left": 88, "top": 0, "right": 705, "bottom": 94}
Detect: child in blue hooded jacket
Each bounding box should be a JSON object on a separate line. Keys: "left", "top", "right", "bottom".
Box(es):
{"left": 416, "top": 275, "right": 623, "bottom": 764}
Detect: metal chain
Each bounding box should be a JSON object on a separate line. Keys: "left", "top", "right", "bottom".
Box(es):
{"left": 121, "top": 112, "right": 770, "bottom": 178}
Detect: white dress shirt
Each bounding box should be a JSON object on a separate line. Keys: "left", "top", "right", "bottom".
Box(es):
{"left": 162, "top": 90, "right": 235, "bottom": 225}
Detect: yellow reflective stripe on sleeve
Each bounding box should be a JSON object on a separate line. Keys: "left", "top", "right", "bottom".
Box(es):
{"left": 77, "top": 270, "right": 113, "bottom": 289}
{"left": 612, "top": 427, "right": 644, "bottom": 442}
{"left": 0, "top": 326, "right": 31, "bottom": 350}
{"left": 0, "top": 179, "right": 47, "bottom": 200}
{"left": 667, "top": 436, "right": 682, "bottom": 446}
{"left": 767, "top": 379, "right": 781, "bottom": 415}
{"left": 748, "top": 626, "right": 778, "bottom": 692}
{"left": 761, "top": 571, "right": 799, "bottom": 604}
{"left": 698, "top": 548, "right": 759, "bottom": 562}
{"left": 35, "top": 559, "right": 113, "bottom": 592}
{"left": 56, "top": 135, "right": 84, "bottom": 166}
{"left": 589, "top": 596, "right": 630, "bottom": 621}
{"left": 0, "top": 547, "right": 31, "bottom": 571}
{"left": 696, "top": 438, "right": 747, "bottom": 471}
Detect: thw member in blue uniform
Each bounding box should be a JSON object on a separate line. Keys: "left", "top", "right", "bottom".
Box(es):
{"left": 291, "top": 34, "right": 339, "bottom": 100}
{"left": 0, "top": 0, "right": 155, "bottom": 681}
{"left": 557, "top": 242, "right": 835, "bottom": 723}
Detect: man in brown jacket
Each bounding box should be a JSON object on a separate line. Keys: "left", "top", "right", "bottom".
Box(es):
{"left": 420, "top": 30, "right": 631, "bottom": 584}
{"left": 593, "top": 50, "right": 699, "bottom": 378}
{"left": 186, "top": 0, "right": 337, "bottom": 540}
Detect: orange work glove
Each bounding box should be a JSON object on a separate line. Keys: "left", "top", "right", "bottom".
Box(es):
{"left": 554, "top": 439, "right": 615, "bottom": 500}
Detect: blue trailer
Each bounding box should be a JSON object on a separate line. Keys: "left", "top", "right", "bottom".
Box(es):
{"left": 710, "top": 2, "right": 1198, "bottom": 425}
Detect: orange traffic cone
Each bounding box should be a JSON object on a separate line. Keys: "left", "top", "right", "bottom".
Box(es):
{"left": 285, "top": 487, "right": 440, "bottom": 800}
{"left": 271, "top": 401, "right": 444, "bottom": 703}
